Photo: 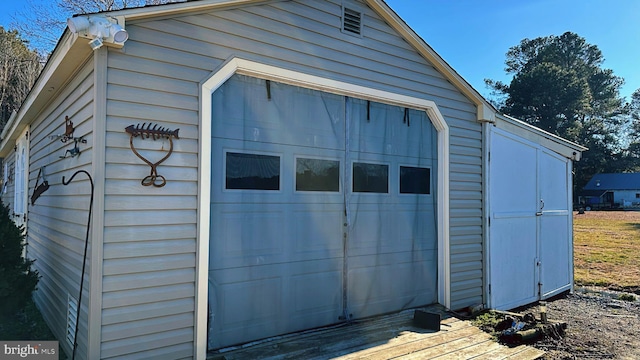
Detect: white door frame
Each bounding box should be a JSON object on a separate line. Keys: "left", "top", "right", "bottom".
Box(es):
{"left": 195, "top": 57, "right": 451, "bottom": 358}
{"left": 14, "top": 126, "right": 30, "bottom": 229}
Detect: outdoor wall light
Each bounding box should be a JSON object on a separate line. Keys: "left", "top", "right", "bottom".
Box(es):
{"left": 67, "top": 15, "right": 129, "bottom": 49}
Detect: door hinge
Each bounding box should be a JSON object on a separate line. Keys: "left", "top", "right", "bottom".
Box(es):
{"left": 488, "top": 216, "right": 491, "bottom": 226}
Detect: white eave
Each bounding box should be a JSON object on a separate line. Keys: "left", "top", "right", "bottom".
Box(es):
{"left": 0, "top": 30, "right": 92, "bottom": 157}
{"left": 495, "top": 114, "right": 587, "bottom": 161}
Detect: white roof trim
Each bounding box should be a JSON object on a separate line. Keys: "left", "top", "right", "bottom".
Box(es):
{"left": 495, "top": 114, "right": 587, "bottom": 161}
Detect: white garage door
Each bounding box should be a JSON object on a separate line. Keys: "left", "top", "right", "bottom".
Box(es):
{"left": 489, "top": 128, "right": 572, "bottom": 310}
{"left": 208, "top": 75, "right": 437, "bottom": 349}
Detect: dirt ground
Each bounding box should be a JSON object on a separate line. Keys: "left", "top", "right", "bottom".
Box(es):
{"left": 517, "top": 287, "right": 640, "bottom": 360}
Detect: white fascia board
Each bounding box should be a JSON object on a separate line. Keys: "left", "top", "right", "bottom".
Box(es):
{"left": 90, "top": 0, "right": 272, "bottom": 21}
{"left": 366, "top": 0, "right": 497, "bottom": 123}
{"left": 0, "top": 31, "right": 91, "bottom": 157}
{"left": 495, "top": 114, "right": 587, "bottom": 161}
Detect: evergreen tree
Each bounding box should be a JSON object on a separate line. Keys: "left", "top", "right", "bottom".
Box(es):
{"left": 486, "top": 32, "right": 628, "bottom": 192}
{"left": 0, "top": 199, "right": 39, "bottom": 320}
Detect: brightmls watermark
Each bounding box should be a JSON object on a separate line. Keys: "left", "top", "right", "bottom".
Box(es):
{"left": 0, "top": 341, "right": 58, "bottom": 359}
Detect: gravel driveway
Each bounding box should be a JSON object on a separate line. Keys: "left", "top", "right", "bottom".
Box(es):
{"left": 519, "top": 287, "right": 640, "bottom": 359}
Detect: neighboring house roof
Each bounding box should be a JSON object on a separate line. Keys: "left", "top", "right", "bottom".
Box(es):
{"left": 584, "top": 173, "right": 640, "bottom": 191}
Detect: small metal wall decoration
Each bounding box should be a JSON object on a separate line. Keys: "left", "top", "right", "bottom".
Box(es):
{"left": 50, "top": 116, "right": 87, "bottom": 158}
{"left": 31, "top": 167, "right": 50, "bottom": 205}
{"left": 125, "top": 123, "right": 180, "bottom": 187}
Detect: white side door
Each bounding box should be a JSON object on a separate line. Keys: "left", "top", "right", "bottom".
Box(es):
{"left": 489, "top": 127, "right": 573, "bottom": 309}
{"left": 538, "top": 150, "right": 573, "bottom": 298}
{"left": 489, "top": 129, "right": 539, "bottom": 310}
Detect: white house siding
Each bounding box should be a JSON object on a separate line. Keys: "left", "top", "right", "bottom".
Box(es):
{"left": 27, "top": 59, "right": 95, "bottom": 359}
{"left": 100, "top": 0, "right": 483, "bottom": 355}
{"left": 612, "top": 190, "right": 640, "bottom": 206}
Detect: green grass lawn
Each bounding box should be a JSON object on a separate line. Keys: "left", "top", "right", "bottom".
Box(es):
{"left": 573, "top": 211, "right": 640, "bottom": 289}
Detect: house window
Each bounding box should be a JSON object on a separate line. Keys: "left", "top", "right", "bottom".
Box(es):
{"left": 296, "top": 158, "right": 340, "bottom": 192}
{"left": 225, "top": 152, "right": 280, "bottom": 190}
{"left": 636, "top": 193, "right": 640, "bottom": 199}
{"left": 400, "top": 166, "right": 430, "bottom": 194}
{"left": 353, "top": 162, "right": 388, "bottom": 193}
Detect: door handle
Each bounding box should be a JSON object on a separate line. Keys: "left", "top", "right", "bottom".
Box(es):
{"left": 536, "top": 199, "right": 544, "bottom": 216}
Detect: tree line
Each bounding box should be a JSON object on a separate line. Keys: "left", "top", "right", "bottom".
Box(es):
{"left": 2, "top": 1, "right": 639, "bottom": 194}
{"left": 486, "top": 31, "right": 640, "bottom": 193}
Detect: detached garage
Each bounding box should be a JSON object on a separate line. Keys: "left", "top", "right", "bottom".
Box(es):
{"left": 0, "top": 0, "right": 585, "bottom": 358}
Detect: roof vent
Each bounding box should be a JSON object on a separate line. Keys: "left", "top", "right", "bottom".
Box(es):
{"left": 342, "top": 7, "right": 362, "bottom": 36}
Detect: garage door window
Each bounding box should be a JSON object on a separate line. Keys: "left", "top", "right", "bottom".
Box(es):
{"left": 296, "top": 158, "right": 340, "bottom": 192}
{"left": 225, "top": 152, "right": 280, "bottom": 190}
{"left": 353, "top": 162, "right": 388, "bottom": 193}
{"left": 400, "top": 166, "right": 430, "bottom": 194}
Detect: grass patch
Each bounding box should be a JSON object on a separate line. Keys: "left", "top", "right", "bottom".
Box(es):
{"left": 574, "top": 211, "right": 640, "bottom": 288}
{"left": 617, "top": 293, "right": 636, "bottom": 302}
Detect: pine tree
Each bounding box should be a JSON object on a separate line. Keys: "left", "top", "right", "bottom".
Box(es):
{"left": 0, "top": 199, "right": 39, "bottom": 320}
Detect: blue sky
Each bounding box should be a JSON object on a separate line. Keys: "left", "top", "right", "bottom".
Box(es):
{"left": 1, "top": 0, "right": 638, "bottom": 101}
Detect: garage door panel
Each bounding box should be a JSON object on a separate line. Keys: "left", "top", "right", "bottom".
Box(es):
{"left": 291, "top": 270, "right": 343, "bottom": 315}
{"left": 349, "top": 101, "right": 435, "bottom": 158}
{"left": 209, "top": 75, "right": 438, "bottom": 349}
{"left": 291, "top": 208, "right": 343, "bottom": 257}
{"left": 210, "top": 207, "right": 287, "bottom": 269}
{"left": 212, "top": 75, "right": 345, "bottom": 150}
{"left": 349, "top": 209, "right": 436, "bottom": 256}
{"left": 348, "top": 254, "right": 437, "bottom": 317}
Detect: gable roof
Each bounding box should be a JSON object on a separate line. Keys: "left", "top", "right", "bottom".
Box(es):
{"left": 1, "top": 0, "right": 501, "bottom": 157}
{"left": 584, "top": 173, "right": 640, "bottom": 191}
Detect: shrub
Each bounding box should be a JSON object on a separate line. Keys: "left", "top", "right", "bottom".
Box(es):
{"left": 0, "top": 199, "right": 39, "bottom": 320}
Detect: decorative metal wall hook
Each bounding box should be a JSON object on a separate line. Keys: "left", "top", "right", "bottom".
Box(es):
{"left": 31, "top": 167, "right": 50, "bottom": 205}
{"left": 60, "top": 136, "right": 87, "bottom": 158}
{"left": 51, "top": 116, "right": 87, "bottom": 158}
{"left": 125, "top": 123, "right": 180, "bottom": 187}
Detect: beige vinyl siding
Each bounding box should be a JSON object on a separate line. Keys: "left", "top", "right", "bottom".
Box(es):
{"left": 27, "top": 58, "right": 95, "bottom": 359}
{"left": 101, "top": 0, "right": 483, "bottom": 355}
